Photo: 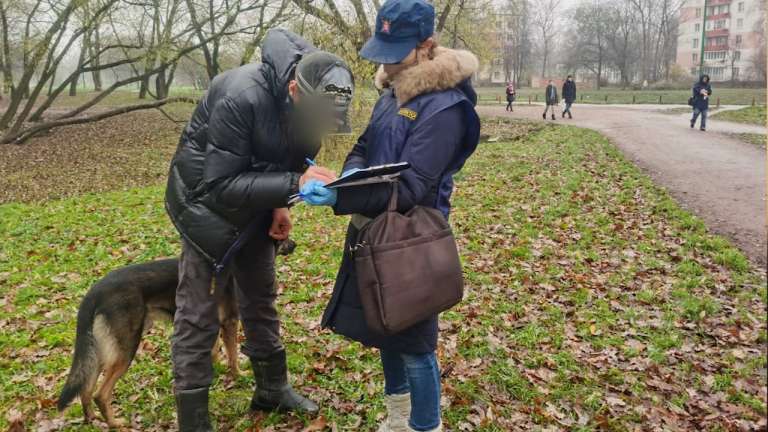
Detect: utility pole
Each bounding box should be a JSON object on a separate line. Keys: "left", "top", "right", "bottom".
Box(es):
{"left": 699, "top": 0, "right": 708, "bottom": 75}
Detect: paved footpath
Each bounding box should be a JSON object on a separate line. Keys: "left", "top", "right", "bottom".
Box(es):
{"left": 478, "top": 103, "right": 767, "bottom": 268}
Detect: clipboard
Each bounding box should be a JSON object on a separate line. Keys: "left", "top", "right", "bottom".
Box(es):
{"left": 324, "top": 162, "right": 410, "bottom": 189}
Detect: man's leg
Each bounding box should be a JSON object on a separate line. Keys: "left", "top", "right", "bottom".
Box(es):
{"left": 172, "top": 240, "right": 220, "bottom": 431}
{"left": 700, "top": 108, "right": 707, "bottom": 130}
{"left": 232, "top": 218, "right": 318, "bottom": 414}
{"left": 691, "top": 108, "right": 699, "bottom": 128}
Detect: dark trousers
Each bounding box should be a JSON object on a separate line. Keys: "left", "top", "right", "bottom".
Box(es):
{"left": 172, "top": 217, "right": 281, "bottom": 390}
{"left": 563, "top": 101, "right": 573, "bottom": 116}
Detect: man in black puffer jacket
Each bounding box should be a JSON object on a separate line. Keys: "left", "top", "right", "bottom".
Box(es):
{"left": 165, "top": 29, "right": 353, "bottom": 430}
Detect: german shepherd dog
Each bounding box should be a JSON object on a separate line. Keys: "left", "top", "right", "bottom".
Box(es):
{"left": 57, "top": 239, "right": 296, "bottom": 427}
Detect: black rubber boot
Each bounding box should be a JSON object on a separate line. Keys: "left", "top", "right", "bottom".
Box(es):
{"left": 568, "top": 112, "right": 572, "bottom": 119}
{"left": 249, "top": 350, "right": 319, "bottom": 414}
{"left": 542, "top": 112, "right": 546, "bottom": 120}
{"left": 551, "top": 113, "right": 556, "bottom": 120}
{"left": 176, "top": 388, "right": 213, "bottom": 432}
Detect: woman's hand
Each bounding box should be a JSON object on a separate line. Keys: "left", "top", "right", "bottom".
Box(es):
{"left": 269, "top": 207, "right": 292, "bottom": 240}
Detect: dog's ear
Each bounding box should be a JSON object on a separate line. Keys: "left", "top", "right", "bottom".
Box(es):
{"left": 276, "top": 239, "right": 297, "bottom": 256}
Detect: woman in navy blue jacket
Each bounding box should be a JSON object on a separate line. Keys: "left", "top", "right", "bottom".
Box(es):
{"left": 301, "top": 1, "right": 480, "bottom": 430}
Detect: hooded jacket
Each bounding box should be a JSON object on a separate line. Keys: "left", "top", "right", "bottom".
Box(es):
{"left": 692, "top": 74, "right": 713, "bottom": 111}
{"left": 165, "top": 29, "right": 315, "bottom": 270}
{"left": 545, "top": 83, "right": 559, "bottom": 105}
{"left": 562, "top": 79, "right": 576, "bottom": 103}
{"left": 321, "top": 47, "right": 481, "bottom": 353}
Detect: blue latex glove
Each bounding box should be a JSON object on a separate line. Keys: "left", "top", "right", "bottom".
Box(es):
{"left": 341, "top": 168, "right": 361, "bottom": 178}
{"left": 300, "top": 180, "right": 337, "bottom": 206}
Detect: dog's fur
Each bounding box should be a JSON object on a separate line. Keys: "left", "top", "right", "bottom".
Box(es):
{"left": 57, "top": 239, "right": 296, "bottom": 427}
{"left": 374, "top": 46, "right": 479, "bottom": 106}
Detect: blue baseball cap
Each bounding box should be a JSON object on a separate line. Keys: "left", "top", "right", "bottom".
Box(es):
{"left": 359, "top": 0, "right": 435, "bottom": 64}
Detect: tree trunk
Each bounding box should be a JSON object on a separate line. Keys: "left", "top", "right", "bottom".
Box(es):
{"left": 70, "top": 36, "right": 89, "bottom": 96}
{"left": 91, "top": 27, "right": 102, "bottom": 91}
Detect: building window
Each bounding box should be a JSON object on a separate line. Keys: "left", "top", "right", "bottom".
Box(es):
{"left": 695, "top": 23, "right": 700, "bottom": 32}
{"left": 737, "top": 18, "right": 743, "bottom": 28}
{"left": 735, "top": 35, "right": 742, "bottom": 46}
{"left": 714, "top": 19, "right": 726, "bottom": 29}
{"left": 695, "top": 7, "right": 701, "bottom": 17}
{"left": 734, "top": 50, "right": 741, "bottom": 60}
{"left": 693, "top": 38, "right": 699, "bottom": 48}
{"left": 704, "top": 51, "right": 727, "bottom": 60}
{"left": 690, "top": 67, "right": 698, "bottom": 75}
{"left": 733, "top": 67, "right": 739, "bottom": 79}
{"left": 693, "top": 53, "right": 698, "bottom": 62}
{"left": 738, "top": 2, "right": 744, "bottom": 12}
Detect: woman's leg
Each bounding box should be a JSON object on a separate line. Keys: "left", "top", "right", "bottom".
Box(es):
{"left": 380, "top": 349, "right": 410, "bottom": 395}
{"left": 401, "top": 352, "right": 441, "bottom": 431}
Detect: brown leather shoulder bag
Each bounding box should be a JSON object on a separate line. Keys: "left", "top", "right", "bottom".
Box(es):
{"left": 352, "top": 182, "right": 464, "bottom": 335}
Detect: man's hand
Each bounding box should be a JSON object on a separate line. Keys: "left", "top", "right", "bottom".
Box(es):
{"left": 269, "top": 208, "right": 292, "bottom": 241}
{"left": 299, "top": 166, "right": 337, "bottom": 188}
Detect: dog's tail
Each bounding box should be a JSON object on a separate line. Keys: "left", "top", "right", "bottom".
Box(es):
{"left": 58, "top": 294, "right": 100, "bottom": 411}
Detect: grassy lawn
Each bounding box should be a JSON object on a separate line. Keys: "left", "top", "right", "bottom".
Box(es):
{"left": 712, "top": 106, "right": 767, "bottom": 126}
{"left": 476, "top": 86, "right": 766, "bottom": 106}
{"left": 729, "top": 133, "right": 766, "bottom": 148}
{"left": 1, "top": 121, "right": 766, "bottom": 430}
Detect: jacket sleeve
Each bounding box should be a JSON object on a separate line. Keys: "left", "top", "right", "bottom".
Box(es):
{"left": 202, "top": 96, "right": 300, "bottom": 211}
{"left": 333, "top": 105, "right": 465, "bottom": 216}
{"left": 341, "top": 125, "right": 372, "bottom": 173}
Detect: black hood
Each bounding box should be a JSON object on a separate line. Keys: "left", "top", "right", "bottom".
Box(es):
{"left": 260, "top": 29, "right": 317, "bottom": 103}
{"left": 699, "top": 74, "right": 710, "bottom": 84}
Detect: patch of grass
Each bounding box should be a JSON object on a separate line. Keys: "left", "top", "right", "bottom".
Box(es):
{"left": 729, "top": 133, "right": 766, "bottom": 148}
{"left": 0, "top": 121, "right": 765, "bottom": 430}
{"left": 711, "top": 106, "right": 767, "bottom": 125}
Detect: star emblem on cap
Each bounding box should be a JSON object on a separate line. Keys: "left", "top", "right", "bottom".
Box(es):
{"left": 381, "top": 19, "right": 391, "bottom": 34}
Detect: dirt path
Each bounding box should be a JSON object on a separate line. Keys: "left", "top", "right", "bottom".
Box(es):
{"left": 478, "top": 103, "right": 767, "bottom": 268}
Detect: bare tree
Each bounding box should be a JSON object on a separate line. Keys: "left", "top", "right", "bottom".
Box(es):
{"left": 566, "top": 0, "right": 609, "bottom": 88}
{"left": 531, "top": 0, "right": 562, "bottom": 79}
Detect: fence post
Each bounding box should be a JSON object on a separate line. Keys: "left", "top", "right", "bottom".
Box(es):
{"left": 659, "top": 95, "right": 662, "bottom": 104}
{"left": 528, "top": 95, "right": 531, "bottom": 105}
{"left": 752, "top": 96, "right": 756, "bottom": 106}
{"left": 535, "top": 94, "right": 538, "bottom": 102}
{"left": 632, "top": 95, "right": 636, "bottom": 104}
{"left": 716, "top": 97, "right": 720, "bottom": 108}
{"left": 604, "top": 95, "right": 608, "bottom": 103}
{"left": 497, "top": 95, "right": 501, "bottom": 104}
{"left": 580, "top": 94, "right": 583, "bottom": 101}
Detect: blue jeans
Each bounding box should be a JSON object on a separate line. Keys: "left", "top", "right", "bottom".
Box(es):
{"left": 381, "top": 350, "right": 441, "bottom": 431}
{"left": 692, "top": 107, "right": 707, "bottom": 129}
{"left": 563, "top": 101, "right": 573, "bottom": 115}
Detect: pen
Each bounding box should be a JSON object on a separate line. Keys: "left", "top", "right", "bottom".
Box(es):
{"left": 305, "top": 157, "right": 316, "bottom": 167}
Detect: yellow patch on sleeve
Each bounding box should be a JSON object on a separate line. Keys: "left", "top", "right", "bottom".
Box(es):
{"left": 398, "top": 108, "right": 418, "bottom": 120}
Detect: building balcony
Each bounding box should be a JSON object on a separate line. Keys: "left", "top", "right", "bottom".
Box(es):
{"left": 708, "top": 0, "right": 731, "bottom": 5}
{"left": 706, "top": 28, "right": 729, "bottom": 37}
{"left": 707, "top": 12, "right": 730, "bottom": 20}
{"left": 704, "top": 44, "right": 729, "bottom": 51}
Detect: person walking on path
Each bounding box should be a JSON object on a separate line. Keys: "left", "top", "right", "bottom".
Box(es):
{"left": 505, "top": 82, "right": 516, "bottom": 112}
{"left": 164, "top": 28, "right": 353, "bottom": 431}
{"left": 542, "top": 79, "right": 558, "bottom": 120}
{"left": 561, "top": 75, "right": 576, "bottom": 119}
{"left": 299, "top": 0, "right": 480, "bottom": 430}
{"left": 691, "top": 74, "right": 712, "bottom": 131}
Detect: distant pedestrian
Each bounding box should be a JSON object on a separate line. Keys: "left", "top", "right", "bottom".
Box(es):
{"left": 542, "top": 79, "right": 558, "bottom": 120}
{"left": 561, "top": 75, "right": 576, "bottom": 119}
{"left": 690, "top": 74, "right": 712, "bottom": 131}
{"left": 505, "top": 82, "right": 516, "bottom": 112}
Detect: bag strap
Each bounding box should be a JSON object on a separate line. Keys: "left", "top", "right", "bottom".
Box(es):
{"left": 387, "top": 179, "right": 399, "bottom": 212}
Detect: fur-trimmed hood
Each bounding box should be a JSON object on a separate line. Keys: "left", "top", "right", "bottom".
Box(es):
{"left": 374, "top": 47, "right": 479, "bottom": 105}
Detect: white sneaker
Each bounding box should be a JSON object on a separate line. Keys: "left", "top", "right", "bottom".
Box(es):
{"left": 377, "top": 393, "right": 411, "bottom": 432}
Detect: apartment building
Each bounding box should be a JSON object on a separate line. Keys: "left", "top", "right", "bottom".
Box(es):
{"left": 676, "top": 0, "right": 765, "bottom": 81}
